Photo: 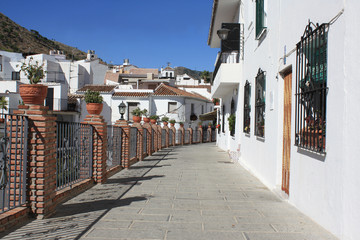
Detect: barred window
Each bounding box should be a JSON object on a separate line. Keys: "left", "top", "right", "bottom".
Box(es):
{"left": 243, "top": 80, "right": 251, "bottom": 133}
{"left": 295, "top": 22, "right": 328, "bottom": 153}
{"left": 255, "top": 0, "right": 266, "bottom": 39}
{"left": 255, "top": 69, "right": 265, "bottom": 137}
{"left": 12, "top": 71, "right": 20, "bottom": 80}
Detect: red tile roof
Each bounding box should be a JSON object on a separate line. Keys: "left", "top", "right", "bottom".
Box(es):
{"left": 153, "top": 84, "right": 210, "bottom": 102}
{"left": 77, "top": 85, "right": 116, "bottom": 93}
{"left": 113, "top": 92, "right": 152, "bottom": 98}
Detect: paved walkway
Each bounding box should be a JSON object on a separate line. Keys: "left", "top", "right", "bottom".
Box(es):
{"left": 0, "top": 143, "right": 337, "bottom": 240}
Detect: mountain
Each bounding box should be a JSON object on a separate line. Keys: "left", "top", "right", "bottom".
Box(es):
{"left": 0, "top": 12, "right": 87, "bottom": 60}
{"left": 174, "top": 67, "right": 202, "bottom": 80}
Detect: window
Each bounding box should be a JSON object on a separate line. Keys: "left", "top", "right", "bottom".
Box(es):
{"left": 12, "top": 71, "right": 20, "bottom": 80}
{"left": 255, "top": 0, "right": 266, "bottom": 39}
{"left": 295, "top": 22, "right": 328, "bottom": 153}
{"left": 191, "top": 103, "right": 194, "bottom": 114}
{"left": 244, "top": 80, "right": 251, "bottom": 133}
{"left": 255, "top": 69, "right": 265, "bottom": 137}
{"left": 201, "top": 105, "right": 204, "bottom": 114}
{"left": 0, "top": 64, "right": 2, "bottom": 72}
{"left": 128, "top": 102, "right": 139, "bottom": 121}
{"left": 168, "top": 102, "right": 177, "bottom": 113}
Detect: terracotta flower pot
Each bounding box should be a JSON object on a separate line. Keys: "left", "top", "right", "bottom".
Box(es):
{"left": 133, "top": 116, "right": 141, "bottom": 123}
{"left": 180, "top": 124, "right": 184, "bottom": 128}
{"left": 170, "top": 123, "right": 175, "bottom": 127}
{"left": 163, "top": 122, "right": 168, "bottom": 126}
{"left": 143, "top": 117, "right": 150, "bottom": 123}
{"left": 150, "top": 119, "right": 156, "bottom": 124}
{"left": 19, "top": 84, "right": 48, "bottom": 105}
{"left": 86, "top": 103, "right": 103, "bottom": 115}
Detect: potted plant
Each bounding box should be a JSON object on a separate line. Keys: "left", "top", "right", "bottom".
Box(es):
{"left": 84, "top": 90, "right": 103, "bottom": 115}
{"left": 169, "top": 119, "right": 176, "bottom": 127}
{"left": 198, "top": 121, "right": 203, "bottom": 126}
{"left": 179, "top": 122, "right": 184, "bottom": 128}
{"left": 228, "top": 114, "right": 236, "bottom": 136}
{"left": 161, "top": 116, "right": 169, "bottom": 126}
{"left": 149, "top": 115, "right": 158, "bottom": 124}
{"left": 208, "top": 122, "right": 212, "bottom": 128}
{"left": 19, "top": 57, "right": 48, "bottom": 105}
{"left": 142, "top": 109, "right": 150, "bottom": 123}
{"left": 0, "top": 96, "right": 8, "bottom": 123}
{"left": 131, "top": 107, "right": 142, "bottom": 123}
{"left": 212, "top": 98, "right": 220, "bottom": 105}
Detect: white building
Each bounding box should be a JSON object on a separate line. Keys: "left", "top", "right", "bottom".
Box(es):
{"left": 77, "top": 84, "right": 213, "bottom": 128}
{"left": 208, "top": 0, "right": 359, "bottom": 239}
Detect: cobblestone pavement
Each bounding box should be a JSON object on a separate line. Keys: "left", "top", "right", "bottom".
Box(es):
{"left": 0, "top": 143, "right": 338, "bottom": 240}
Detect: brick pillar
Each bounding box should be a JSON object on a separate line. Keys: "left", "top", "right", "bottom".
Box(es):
{"left": 162, "top": 124, "right": 169, "bottom": 148}
{"left": 114, "top": 120, "right": 130, "bottom": 169}
{"left": 82, "top": 115, "right": 107, "bottom": 184}
{"left": 151, "top": 123, "right": 158, "bottom": 153}
{"left": 157, "top": 125, "right": 162, "bottom": 150}
{"left": 170, "top": 126, "right": 176, "bottom": 146}
{"left": 199, "top": 127, "right": 203, "bottom": 143}
{"left": 133, "top": 122, "right": 143, "bottom": 161}
{"left": 142, "top": 122, "right": 152, "bottom": 156}
{"left": 208, "top": 126, "right": 212, "bottom": 142}
{"left": 179, "top": 126, "right": 184, "bottom": 145}
{"left": 13, "top": 105, "right": 57, "bottom": 219}
{"left": 188, "top": 128, "right": 193, "bottom": 144}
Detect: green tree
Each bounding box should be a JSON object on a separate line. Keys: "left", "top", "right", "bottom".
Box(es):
{"left": 200, "top": 70, "right": 211, "bottom": 83}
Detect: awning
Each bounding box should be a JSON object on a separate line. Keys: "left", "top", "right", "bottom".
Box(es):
{"left": 199, "top": 109, "right": 217, "bottom": 121}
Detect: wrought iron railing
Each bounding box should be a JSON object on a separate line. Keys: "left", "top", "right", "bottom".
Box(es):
{"left": 143, "top": 129, "right": 147, "bottom": 155}
{"left": 56, "top": 122, "right": 93, "bottom": 190}
{"left": 168, "top": 130, "right": 173, "bottom": 146}
{"left": 184, "top": 130, "right": 190, "bottom": 144}
{"left": 0, "top": 115, "right": 28, "bottom": 214}
{"left": 176, "top": 130, "right": 182, "bottom": 145}
{"left": 130, "top": 127, "right": 138, "bottom": 159}
{"left": 107, "top": 126, "right": 122, "bottom": 170}
{"left": 151, "top": 128, "right": 155, "bottom": 151}
{"left": 161, "top": 129, "right": 166, "bottom": 148}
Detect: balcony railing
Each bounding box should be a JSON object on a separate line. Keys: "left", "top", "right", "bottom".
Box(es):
{"left": 212, "top": 51, "right": 239, "bottom": 84}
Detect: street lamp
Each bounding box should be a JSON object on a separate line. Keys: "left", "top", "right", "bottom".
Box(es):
{"left": 217, "top": 28, "right": 230, "bottom": 40}
{"left": 118, "top": 101, "right": 126, "bottom": 120}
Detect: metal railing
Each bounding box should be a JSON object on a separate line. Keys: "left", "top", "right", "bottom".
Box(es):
{"left": 130, "top": 127, "right": 138, "bottom": 159}
{"left": 169, "top": 130, "right": 173, "bottom": 146}
{"left": 151, "top": 128, "right": 155, "bottom": 151}
{"left": 184, "top": 130, "right": 190, "bottom": 144}
{"left": 56, "top": 122, "right": 93, "bottom": 190}
{"left": 0, "top": 115, "right": 28, "bottom": 214}
{"left": 212, "top": 51, "right": 240, "bottom": 84}
{"left": 143, "top": 129, "right": 147, "bottom": 155}
{"left": 176, "top": 130, "right": 182, "bottom": 145}
{"left": 161, "top": 129, "right": 166, "bottom": 148}
{"left": 107, "top": 126, "right": 122, "bottom": 170}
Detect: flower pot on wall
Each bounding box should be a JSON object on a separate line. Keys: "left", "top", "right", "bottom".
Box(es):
{"left": 86, "top": 103, "right": 103, "bottom": 115}
{"left": 163, "top": 122, "right": 168, "bottom": 126}
{"left": 19, "top": 84, "right": 48, "bottom": 105}
{"left": 150, "top": 119, "right": 156, "bottom": 124}
{"left": 133, "top": 116, "right": 141, "bottom": 123}
{"left": 143, "top": 117, "right": 150, "bottom": 123}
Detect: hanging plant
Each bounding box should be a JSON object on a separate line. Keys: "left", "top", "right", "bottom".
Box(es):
{"left": 228, "top": 114, "right": 236, "bottom": 133}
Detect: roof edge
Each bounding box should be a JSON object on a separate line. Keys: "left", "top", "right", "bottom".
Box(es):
{"left": 208, "top": 0, "right": 219, "bottom": 46}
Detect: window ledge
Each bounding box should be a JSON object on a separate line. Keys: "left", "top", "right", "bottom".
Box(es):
{"left": 256, "top": 136, "right": 265, "bottom": 142}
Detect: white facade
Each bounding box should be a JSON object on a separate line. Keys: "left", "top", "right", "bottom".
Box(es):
{"left": 208, "top": 0, "right": 359, "bottom": 239}
{"left": 176, "top": 73, "right": 199, "bottom": 85}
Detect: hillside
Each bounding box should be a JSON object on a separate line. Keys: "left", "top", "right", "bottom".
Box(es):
{"left": 0, "top": 12, "right": 87, "bottom": 60}
{"left": 174, "top": 67, "right": 202, "bottom": 80}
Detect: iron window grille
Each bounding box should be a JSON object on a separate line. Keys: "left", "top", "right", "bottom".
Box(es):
{"left": 295, "top": 22, "right": 328, "bottom": 153}
{"left": 255, "top": 0, "right": 266, "bottom": 39}
{"left": 255, "top": 69, "right": 266, "bottom": 137}
{"left": 243, "top": 80, "right": 251, "bottom": 133}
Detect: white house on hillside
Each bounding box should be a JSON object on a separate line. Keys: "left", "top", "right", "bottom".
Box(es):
{"left": 208, "top": 0, "right": 360, "bottom": 239}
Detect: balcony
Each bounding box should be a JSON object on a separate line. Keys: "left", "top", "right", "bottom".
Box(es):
{"left": 211, "top": 51, "right": 242, "bottom": 98}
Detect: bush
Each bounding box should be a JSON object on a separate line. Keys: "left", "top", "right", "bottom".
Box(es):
{"left": 149, "top": 115, "right": 159, "bottom": 120}
{"left": 131, "top": 107, "right": 142, "bottom": 117}
{"left": 84, "top": 90, "right": 103, "bottom": 104}
{"left": 161, "top": 116, "right": 169, "bottom": 122}
{"left": 169, "top": 119, "right": 176, "bottom": 124}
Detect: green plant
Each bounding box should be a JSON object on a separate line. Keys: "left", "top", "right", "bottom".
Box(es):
{"left": 141, "top": 109, "right": 149, "bottom": 117}
{"left": 18, "top": 100, "right": 24, "bottom": 105}
{"left": 131, "top": 107, "right": 142, "bottom": 117}
{"left": 0, "top": 96, "right": 8, "bottom": 117}
{"left": 179, "top": 122, "right": 184, "bottom": 125}
{"left": 208, "top": 122, "right": 212, "bottom": 126}
{"left": 212, "top": 98, "right": 220, "bottom": 105}
{"left": 84, "top": 90, "right": 103, "bottom": 104}
{"left": 161, "top": 116, "right": 169, "bottom": 122}
{"left": 228, "top": 114, "right": 236, "bottom": 133}
{"left": 198, "top": 121, "right": 203, "bottom": 126}
{"left": 20, "top": 57, "right": 46, "bottom": 84}
{"left": 169, "top": 119, "right": 176, "bottom": 124}
{"left": 149, "top": 115, "right": 159, "bottom": 120}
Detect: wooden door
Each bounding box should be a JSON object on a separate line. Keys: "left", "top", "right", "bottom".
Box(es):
{"left": 282, "top": 72, "right": 292, "bottom": 194}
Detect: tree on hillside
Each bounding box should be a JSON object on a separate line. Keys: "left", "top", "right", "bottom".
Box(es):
{"left": 200, "top": 70, "right": 211, "bottom": 83}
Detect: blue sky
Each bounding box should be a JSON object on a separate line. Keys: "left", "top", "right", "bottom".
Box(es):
{"left": 1, "top": 0, "right": 219, "bottom": 71}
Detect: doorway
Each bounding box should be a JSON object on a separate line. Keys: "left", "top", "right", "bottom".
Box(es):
{"left": 282, "top": 72, "right": 292, "bottom": 195}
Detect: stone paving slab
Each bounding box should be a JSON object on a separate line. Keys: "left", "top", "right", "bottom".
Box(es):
{"left": 0, "top": 143, "right": 338, "bottom": 240}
